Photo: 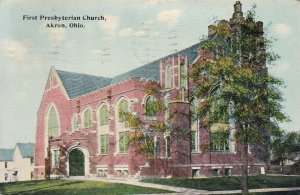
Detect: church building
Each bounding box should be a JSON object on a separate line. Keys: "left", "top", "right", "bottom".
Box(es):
{"left": 34, "top": 2, "right": 267, "bottom": 179}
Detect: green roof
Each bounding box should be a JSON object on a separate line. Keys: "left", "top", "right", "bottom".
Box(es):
{"left": 0, "top": 149, "right": 14, "bottom": 161}
{"left": 16, "top": 143, "right": 34, "bottom": 158}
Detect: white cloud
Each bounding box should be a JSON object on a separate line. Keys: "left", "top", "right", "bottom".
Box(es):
{"left": 15, "top": 91, "right": 29, "bottom": 102}
{"left": 46, "top": 28, "right": 66, "bottom": 42}
{"left": 273, "top": 23, "right": 292, "bottom": 37}
{"left": 157, "top": 9, "right": 181, "bottom": 27}
{"left": 119, "top": 28, "right": 134, "bottom": 37}
{"left": 134, "top": 30, "right": 146, "bottom": 37}
{"left": 99, "top": 15, "right": 119, "bottom": 33}
{"left": 1, "top": 39, "right": 27, "bottom": 60}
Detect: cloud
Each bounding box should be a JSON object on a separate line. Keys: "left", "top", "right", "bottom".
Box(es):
{"left": 273, "top": 23, "right": 292, "bottom": 37}
{"left": 15, "top": 91, "right": 29, "bottom": 102}
{"left": 145, "top": 0, "right": 168, "bottom": 6}
{"left": 119, "top": 28, "right": 147, "bottom": 38}
{"left": 157, "top": 9, "right": 181, "bottom": 27}
{"left": 134, "top": 30, "right": 146, "bottom": 37}
{"left": 1, "top": 39, "right": 28, "bottom": 60}
{"left": 0, "top": 38, "right": 41, "bottom": 73}
{"left": 119, "top": 28, "right": 134, "bottom": 37}
{"left": 99, "top": 15, "right": 119, "bottom": 33}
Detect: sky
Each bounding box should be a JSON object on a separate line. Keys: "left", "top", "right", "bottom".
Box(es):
{"left": 0, "top": 0, "right": 299, "bottom": 148}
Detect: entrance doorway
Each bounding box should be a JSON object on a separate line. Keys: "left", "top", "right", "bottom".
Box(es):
{"left": 69, "top": 148, "right": 85, "bottom": 176}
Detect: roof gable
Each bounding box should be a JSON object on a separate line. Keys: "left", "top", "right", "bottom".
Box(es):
{"left": 0, "top": 149, "right": 14, "bottom": 161}
{"left": 56, "top": 70, "right": 112, "bottom": 99}
{"left": 16, "top": 143, "right": 34, "bottom": 158}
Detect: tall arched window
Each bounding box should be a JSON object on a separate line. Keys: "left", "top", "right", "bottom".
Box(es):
{"left": 180, "top": 63, "right": 186, "bottom": 88}
{"left": 191, "top": 99, "right": 199, "bottom": 152}
{"left": 116, "top": 98, "right": 130, "bottom": 154}
{"left": 145, "top": 96, "right": 158, "bottom": 119}
{"left": 118, "top": 99, "right": 129, "bottom": 122}
{"left": 83, "top": 109, "right": 91, "bottom": 128}
{"left": 99, "top": 105, "right": 109, "bottom": 125}
{"left": 48, "top": 106, "right": 59, "bottom": 136}
{"left": 165, "top": 65, "right": 172, "bottom": 89}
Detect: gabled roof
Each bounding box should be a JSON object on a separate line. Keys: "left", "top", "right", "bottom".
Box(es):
{"left": 0, "top": 149, "right": 14, "bottom": 161}
{"left": 16, "top": 143, "right": 34, "bottom": 158}
{"left": 56, "top": 43, "right": 200, "bottom": 99}
{"left": 56, "top": 70, "right": 112, "bottom": 99}
{"left": 110, "top": 43, "right": 199, "bottom": 85}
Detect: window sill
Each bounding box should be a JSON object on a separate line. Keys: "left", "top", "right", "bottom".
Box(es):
{"left": 210, "top": 151, "right": 231, "bottom": 154}
{"left": 97, "top": 153, "right": 108, "bottom": 156}
{"left": 191, "top": 151, "right": 201, "bottom": 154}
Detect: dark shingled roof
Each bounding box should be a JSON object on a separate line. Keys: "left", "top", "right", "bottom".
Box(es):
{"left": 57, "top": 43, "right": 199, "bottom": 99}
{"left": 0, "top": 149, "right": 14, "bottom": 161}
{"left": 16, "top": 143, "right": 34, "bottom": 158}
{"left": 57, "top": 70, "right": 112, "bottom": 99}
{"left": 110, "top": 43, "right": 199, "bottom": 85}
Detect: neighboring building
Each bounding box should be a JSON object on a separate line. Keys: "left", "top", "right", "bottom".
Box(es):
{"left": 34, "top": 1, "right": 266, "bottom": 179}
{"left": 0, "top": 143, "right": 35, "bottom": 182}
{"left": 0, "top": 149, "right": 14, "bottom": 182}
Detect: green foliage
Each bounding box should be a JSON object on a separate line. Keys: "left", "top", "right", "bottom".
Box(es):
{"left": 271, "top": 130, "right": 299, "bottom": 165}
{"left": 142, "top": 175, "right": 300, "bottom": 191}
{"left": 191, "top": 8, "right": 288, "bottom": 145}
{"left": 0, "top": 180, "right": 171, "bottom": 194}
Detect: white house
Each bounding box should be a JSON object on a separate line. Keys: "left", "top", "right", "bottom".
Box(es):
{"left": 0, "top": 149, "right": 14, "bottom": 182}
{"left": 0, "top": 143, "right": 34, "bottom": 182}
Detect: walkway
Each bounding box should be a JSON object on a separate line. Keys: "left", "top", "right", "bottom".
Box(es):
{"left": 65, "top": 176, "right": 300, "bottom": 195}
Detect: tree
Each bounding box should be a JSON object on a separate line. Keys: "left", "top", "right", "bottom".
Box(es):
{"left": 121, "top": 82, "right": 190, "bottom": 177}
{"left": 190, "top": 6, "right": 288, "bottom": 194}
{"left": 271, "top": 130, "right": 299, "bottom": 172}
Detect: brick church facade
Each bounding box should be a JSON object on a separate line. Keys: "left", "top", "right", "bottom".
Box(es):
{"left": 34, "top": 2, "right": 267, "bottom": 179}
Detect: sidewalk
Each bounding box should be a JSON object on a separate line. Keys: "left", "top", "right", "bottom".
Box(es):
{"left": 65, "top": 176, "right": 300, "bottom": 195}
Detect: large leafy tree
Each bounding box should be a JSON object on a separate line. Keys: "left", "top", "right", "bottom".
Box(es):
{"left": 190, "top": 7, "right": 288, "bottom": 193}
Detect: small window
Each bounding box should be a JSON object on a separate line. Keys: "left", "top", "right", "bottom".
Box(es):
{"left": 5, "top": 173, "right": 8, "bottom": 181}
{"left": 100, "top": 134, "right": 109, "bottom": 154}
{"left": 52, "top": 149, "right": 59, "bottom": 168}
{"left": 83, "top": 109, "right": 91, "bottom": 128}
{"left": 212, "top": 169, "right": 220, "bottom": 176}
{"left": 118, "top": 99, "right": 129, "bottom": 122}
{"left": 119, "top": 131, "right": 129, "bottom": 153}
{"left": 98, "top": 170, "right": 108, "bottom": 177}
{"left": 4, "top": 161, "right": 7, "bottom": 169}
{"left": 30, "top": 158, "right": 34, "bottom": 166}
{"left": 145, "top": 96, "right": 158, "bottom": 118}
{"left": 165, "top": 65, "right": 172, "bottom": 89}
{"left": 192, "top": 169, "right": 199, "bottom": 177}
{"left": 99, "top": 105, "right": 109, "bottom": 125}
{"left": 31, "top": 171, "right": 34, "bottom": 180}
{"left": 224, "top": 168, "right": 231, "bottom": 176}
{"left": 71, "top": 116, "right": 78, "bottom": 131}
{"left": 166, "top": 136, "right": 171, "bottom": 158}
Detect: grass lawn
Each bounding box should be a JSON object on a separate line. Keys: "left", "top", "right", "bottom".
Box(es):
{"left": 142, "top": 175, "right": 300, "bottom": 191}
{"left": 0, "top": 179, "right": 172, "bottom": 195}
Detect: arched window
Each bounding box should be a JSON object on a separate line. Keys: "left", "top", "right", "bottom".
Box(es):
{"left": 118, "top": 99, "right": 129, "bottom": 122}
{"left": 180, "top": 63, "right": 186, "bottom": 88}
{"left": 83, "top": 109, "right": 91, "bottom": 128}
{"left": 191, "top": 99, "right": 199, "bottom": 152}
{"left": 71, "top": 116, "right": 78, "bottom": 131}
{"left": 99, "top": 105, "right": 109, "bottom": 125}
{"left": 48, "top": 106, "right": 59, "bottom": 136}
{"left": 145, "top": 96, "right": 158, "bottom": 118}
{"left": 165, "top": 65, "right": 172, "bottom": 89}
